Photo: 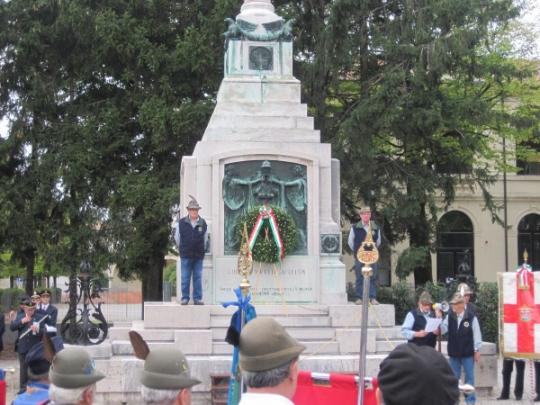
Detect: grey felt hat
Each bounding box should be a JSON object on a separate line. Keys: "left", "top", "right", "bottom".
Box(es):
{"left": 418, "top": 291, "right": 433, "bottom": 305}
{"left": 129, "top": 331, "right": 200, "bottom": 390}
{"left": 140, "top": 349, "right": 200, "bottom": 390}
{"left": 186, "top": 195, "right": 201, "bottom": 210}
{"left": 239, "top": 317, "right": 305, "bottom": 372}
{"left": 359, "top": 206, "right": 371, "bottom": 213}
{"left": 49, "top": 347, "right": 105, "bottom": 388}
{"left": 450, "top": 292, "right": 465, "bottom": 304}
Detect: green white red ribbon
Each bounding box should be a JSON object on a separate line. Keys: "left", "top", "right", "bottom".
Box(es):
{"left": 248, "top": 206, "right": 284, "bottom": 260}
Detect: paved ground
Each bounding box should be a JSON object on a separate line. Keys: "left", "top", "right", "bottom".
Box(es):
{"left": 0, "top": 353, "right": 538, "bottom": 404}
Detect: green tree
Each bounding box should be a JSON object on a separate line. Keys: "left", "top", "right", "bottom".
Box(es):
{"left": 0, "top": 0, "right": 236, "bottom": 300}
{"left": 277, "top": 0, "right": 537, "bottom": 284}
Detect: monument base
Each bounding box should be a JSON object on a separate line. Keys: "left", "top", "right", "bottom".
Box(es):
{"left": 91, "top": 302, "right": 497, "bottom": 404}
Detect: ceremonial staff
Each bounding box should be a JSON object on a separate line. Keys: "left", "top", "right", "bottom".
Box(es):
{"left": 357, "top": 223, "right": 379, "bottom": 405}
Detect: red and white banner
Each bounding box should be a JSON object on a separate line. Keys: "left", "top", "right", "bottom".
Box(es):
{"left": 499, "top": 267, "right": 540, "bottom": 359}
{"left": 292, "top": 371, "right": 378, "bottom": 405}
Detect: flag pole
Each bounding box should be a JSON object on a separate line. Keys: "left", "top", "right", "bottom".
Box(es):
{"left": 237, "top": 223, "right": 253, "bottom": 400}
{"left": 356, "top": 223, "right": 379, "bottom": 405}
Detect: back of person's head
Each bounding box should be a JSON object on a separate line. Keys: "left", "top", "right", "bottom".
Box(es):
{"left": 239, "top": 317, "right": 305, "bottom": 398}
{"left": 25, "top": 336, "right": 64, "bottom": 381}
{"left": 377, "top": 343, "right": 459, "bottom": 405}
{"left": 129, "top": 331, "right": 200, "bottom": 405}
{"left": 48, "top": 347, "right": 105, "bottom": 404}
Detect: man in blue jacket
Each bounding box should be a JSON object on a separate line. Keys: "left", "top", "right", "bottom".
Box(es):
{"left": 174, "top": 195, "right": 208, "bottom": 305}
{"left": 10, "top": 298, "right": 46, "bottom": 393}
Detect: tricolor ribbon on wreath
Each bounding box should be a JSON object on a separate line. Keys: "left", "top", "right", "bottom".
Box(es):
{"left": 248, "top": 205, "right": 284, "bottom": 260}
{"left": 499, "top": 255, "right": 540, "bottom": 359}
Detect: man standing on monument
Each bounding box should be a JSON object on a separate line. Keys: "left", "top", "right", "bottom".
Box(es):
{"left": 348, "top": 206, "right": 381, "bottom": 305}
{"left": 174, "top": 195, "right": 208, "bottom": 305}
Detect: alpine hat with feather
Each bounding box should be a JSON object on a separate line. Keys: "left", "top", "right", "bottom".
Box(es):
{"left": 129, "top": 331, "right": 200, "bottom": 390}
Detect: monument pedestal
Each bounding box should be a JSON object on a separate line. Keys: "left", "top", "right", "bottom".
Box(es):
{"left": 93, "top": 302, "right": 497, "bottom": 404}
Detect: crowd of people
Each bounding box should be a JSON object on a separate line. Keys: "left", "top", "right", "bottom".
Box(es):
{"left": 3, "top": 201, "right": 537, "bottom": 404}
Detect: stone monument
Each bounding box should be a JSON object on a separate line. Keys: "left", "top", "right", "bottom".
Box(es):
{"left": 179, "top": 0, "right": 346, "bottom": 304}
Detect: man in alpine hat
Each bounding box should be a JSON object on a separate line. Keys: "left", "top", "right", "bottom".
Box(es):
{"left": 347, "top": 206, "right": 382, "bottom": 305}
{"left": 174, "top": 195, "right": 208, "bottom": 305}
{"left": 238, "top": 317, "right": 306, "bottom": 404}
{"left": 47, "top": 347, "right": 106, "bottom": 404}
{"left": 401, "top": 291, "right": 439, "bottom": 348}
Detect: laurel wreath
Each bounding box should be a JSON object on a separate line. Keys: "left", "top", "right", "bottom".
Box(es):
{"left": 235, "top": 206, "right": 298, "bottom": 263}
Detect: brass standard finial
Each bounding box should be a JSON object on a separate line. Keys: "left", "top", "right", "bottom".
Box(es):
{"left": 357, "top": 222, "right": 379, "bottom": 266}
{"left": 524, "top": 249, "right": 529, "bottom": 263}
{"left": 238, "top": 222, "right": 253, "bottom": 295}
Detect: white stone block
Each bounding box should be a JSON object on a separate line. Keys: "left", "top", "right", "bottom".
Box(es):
{"left": 336, "top": 328, "right": 377, "bottom": 354}
{"left": 329, "top": 304, "right": 395, "bottom": 327}
{"left": 175, "top": 330, "right": 212, "bottom": 354}
{"left": 213, "top": 102, "right": 308, "bottom": 117}
{"left": 144, "top": 303, "right": 211, "bottom": 328}
{"left": 203, "top": 127, "right": 320, "bottom": 143}
{"left": 216, "top": 79, "right": 301, "bottom": 104}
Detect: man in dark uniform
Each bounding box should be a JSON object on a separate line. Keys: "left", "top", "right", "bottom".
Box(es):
{"left": 38, "top": 289, "right": 58, "bottom": 335}
{"left": 347, "top": 206, "right": 382, "bottom": 305}
{"left": 10, "top": 297, "right": 47, "bottom": 393}
{"left": 401, "top": 292, "right": 438, "bottom": 348}
{"left": 174, "top": 195, "right": 208, "bottom": 305}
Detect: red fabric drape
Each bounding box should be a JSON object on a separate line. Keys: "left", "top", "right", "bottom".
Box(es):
{"left": 293, "top": 371, "right": 378, "bottom": 405}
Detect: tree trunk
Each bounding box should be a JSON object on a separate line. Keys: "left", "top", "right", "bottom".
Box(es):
{"left": 23, "top": 248, "right": 36, "bottom": 295}
{"left": 142, "top": 252, "right": 164, "bottom": 302}
{"left": 408, "top": 203, "right": 433, "bottom": 286}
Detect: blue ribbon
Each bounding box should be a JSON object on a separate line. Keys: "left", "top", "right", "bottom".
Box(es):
{"left": 222, "top": 287, "right": 256, "bottom": 405}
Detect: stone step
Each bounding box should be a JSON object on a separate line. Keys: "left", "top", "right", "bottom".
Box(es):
{"left": 112, "top": 340, "right": 176, "bottom": 355}
{"left": 210, "top": 304, "right": 329, "bottom": 316}
{"left": 375, "top": 326, "right": 403, "bottom": 340}
{"left": 212, "top": 340, "right": 340, "bottom": 355}
{"left": 203, "top": 127, "right": 320, "bottom": 143}
{"left": 375, "top": 339, "right": 407, "bottom": 353}
{"left": 213, "top": 102, "right": 308, "bottom": 117}
{"left": 209, "top": 115, "right": 314, "bottom": 130}
{"left": 96, "top": 354, "right": 389, "bottom": 395}
{"left": 108, "top": 327, "right": 175, "bottom": 342}
{"left": 210, "top": 315, "right": 331, "bottom": 328}
{"left": 212, "top": 326, "right": 335, "bottom": 341}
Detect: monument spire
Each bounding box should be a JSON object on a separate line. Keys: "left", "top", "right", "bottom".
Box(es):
{"left": 241, "top": 0, "right": 275, "bottom": 13}
{"left": 237, "top": 0, "right": 281, "bottom": 24}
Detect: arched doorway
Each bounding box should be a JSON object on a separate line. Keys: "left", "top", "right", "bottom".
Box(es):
{"left": 437, "top": 211, "right": 474, "bottom": 282}
{"left": 518, "top": 213, "right": 540, "bottom": 270}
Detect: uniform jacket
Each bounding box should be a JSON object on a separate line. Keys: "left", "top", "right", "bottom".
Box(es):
{"left": 10, "top": 311, "right": 45, "bottom": 354}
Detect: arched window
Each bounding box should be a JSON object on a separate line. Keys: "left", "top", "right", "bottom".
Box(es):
{"left": 437, "top": 211, "right": 474, "bottom": 282}
{"left": 518, "top": 213, "right": 540, "bottom": 270}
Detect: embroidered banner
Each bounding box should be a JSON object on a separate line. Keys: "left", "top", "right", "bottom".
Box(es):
{"left": 499, "top": 266, "right": 540, "bottom": 359}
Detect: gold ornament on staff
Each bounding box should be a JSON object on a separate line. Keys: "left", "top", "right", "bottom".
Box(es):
{"left": 523, "top": 249, "right": 529, "bottom": 263}
{"left": 237, "top": 223, "right": 253, "bottom": 295}
{"left": 357, "top": 222, "right": 379, "bottom": 268}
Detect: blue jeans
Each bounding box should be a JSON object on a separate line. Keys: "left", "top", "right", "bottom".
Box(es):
{"left": 355, "top": 260, "right": 378, "bottom": 300}
{"left": 449, "top": 356, "right": 475, "bottom": 404}
{"left": 181, "top": 257, "right": 203, "bottom": 301}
